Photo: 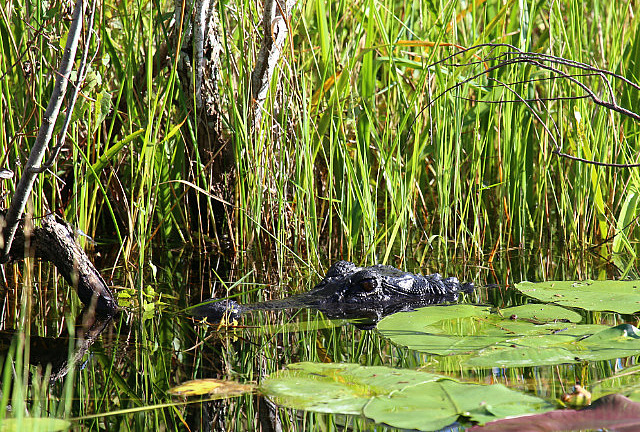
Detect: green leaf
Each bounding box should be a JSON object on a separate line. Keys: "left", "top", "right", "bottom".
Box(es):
{"left": 376, "top": 305, "right": 503, "bottom": 356}
{"left": 0, "top": 418, "right": 70, "bottom": 431}
{"left": 613, "top": 191, "right": 640, "bottom": 255}
{"left": 260, "top": 363, "right": 552, "bottom": 430}
{"left": 260, "top": 362, "right": 442, "bottom": 415}
{"left": 377, "top": 304, "right": 580, "bottom": 356}
{"left": 93, "top": 89, "right": 113, "bottom": 132}
{"left": 378, "top": 305, "right": 640, "bottom": 367}
{"left": 516, "top": 280, "right": 640, "bottom": 314}
{"left": 364, "top": 380, "right": 550, "bottom": 430}
{"left": 498, "top": 304, "right": 583, "bottom": 323}
{"left": 86, "top": 128, "right": 145, "bottom": 184}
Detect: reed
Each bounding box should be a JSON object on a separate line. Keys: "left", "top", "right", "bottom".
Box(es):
{"left": 1, "top": 0, "right": 639, "bottom": 429}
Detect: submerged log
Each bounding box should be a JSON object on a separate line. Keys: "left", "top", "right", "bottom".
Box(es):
{"left": 0, "top": 210, "right": 120, "bottom": 379}
{"left": 1, "top": 211, "right": 118, "bottom": 315}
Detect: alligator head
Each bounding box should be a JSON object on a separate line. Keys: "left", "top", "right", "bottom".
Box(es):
{"left": 302, "top": 261, "right": 473, "bottom": 326}
{"left": 308, "top": 260, "right": 471, "bottom": 305}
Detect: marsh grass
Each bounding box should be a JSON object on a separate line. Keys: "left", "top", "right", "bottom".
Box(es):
{"left": 2, "top": 0, "right": 639, "bottom": 261}
{"left": 1, "top": 0, "right": 640, "bottom": 429}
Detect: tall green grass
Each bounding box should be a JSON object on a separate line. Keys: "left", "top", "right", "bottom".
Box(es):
{"left": 2, "top": 0, "right": 638, "bottom": 264}
{"left": 1, "top": 0, "right": 640, "bottom": 429}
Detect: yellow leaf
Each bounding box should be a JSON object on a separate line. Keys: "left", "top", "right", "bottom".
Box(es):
{"left": 169, "top": 379, "right": 254, "bottom": 397}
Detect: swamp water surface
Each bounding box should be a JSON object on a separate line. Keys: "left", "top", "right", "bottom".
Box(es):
{"left": 2, "top": 248, "right": 640, "bottom": 431}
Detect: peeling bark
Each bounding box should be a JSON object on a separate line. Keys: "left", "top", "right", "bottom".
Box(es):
{"left": 177, "top": 1, "right": 234, "bottom": 244}
{"left": 250, "top": 0, "right": 295, "bottom": 128}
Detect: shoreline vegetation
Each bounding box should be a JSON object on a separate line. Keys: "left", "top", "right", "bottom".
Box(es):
{"left": 1, "top": 1, "right": 637, "bottom": 263}
{"left": 0, "top": 0, "right": 639, "bottom": 429}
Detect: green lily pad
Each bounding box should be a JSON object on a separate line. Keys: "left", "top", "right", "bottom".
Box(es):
{"left": 0, "top": 418, "right": 70, "bottom": 431}
{"left": 259, "top": 362, "right": 442, "bottom": 414}
{"left": 503, "top": 304, "right": 582, "bottom": 323}
{"left": 516, "top": 280, "right": 640, "bottom": 314}
{"left": 365, "top": 379, "right": 551, "bottom": 430}
{"left": 260, "top": 362, "right": 552, "bottom": 431}
{"left": 377, "top": 305, "right": 640, "bottom": 367}
{"left": 375, "top": 304, "right": 502, "bottom": 356}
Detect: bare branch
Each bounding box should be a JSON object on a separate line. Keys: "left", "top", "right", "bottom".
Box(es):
{"left": 1, "top": 0, "right": 85, "bottom": 262}
{"left": 491, "top": 77, "right": 640, "bottom": 168}
{"left": 37, "top": 0, "right": 99, "bottom": 173}
{"left": 411, "top": 44, "right": 640, "bottom": 168}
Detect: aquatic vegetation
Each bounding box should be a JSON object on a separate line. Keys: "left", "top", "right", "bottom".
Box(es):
{"left": 0, "top": 0, "right": 639, "bottom": 430}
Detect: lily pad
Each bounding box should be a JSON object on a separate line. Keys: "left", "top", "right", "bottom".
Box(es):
{"left": 0, "top": 418, "right": 70, "bottom": 431}
{"left": 516, "top": 280, "right": 640, "bottom": 314}
{"left": 377, "top": 305, "right": 640, "bottom": 367}
{"left": 503, "top": 304, "right": 582, "bottom": 323}
{"left": 260, "top": 362, "right": 552, "bottom": 431}
{"left": 259, "top": 362, "right": 442, "bottom": 414}
{"left": 365, "top": 380, "right": 550, "bottom": 431}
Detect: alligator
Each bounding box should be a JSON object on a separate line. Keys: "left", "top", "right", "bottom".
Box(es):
{"left": 190, "top": 260, "right": 473, "bottom": 327}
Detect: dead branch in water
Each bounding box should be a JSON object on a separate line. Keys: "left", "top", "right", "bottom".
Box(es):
{"left": 2, "top": 211, "right": 118, "bottom": 314}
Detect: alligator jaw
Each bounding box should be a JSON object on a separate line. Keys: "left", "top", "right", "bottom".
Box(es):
{"left": 189, "top": 299, "right": 243, "bottom": 323}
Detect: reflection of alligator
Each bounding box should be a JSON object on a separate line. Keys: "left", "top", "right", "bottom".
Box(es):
{"left": 190, "top": 260, "right": 474, "bottom": 326}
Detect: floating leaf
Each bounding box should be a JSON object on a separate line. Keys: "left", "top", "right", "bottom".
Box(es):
{"left": 365, "top": 380, "right": 551, "bottom": 431}
{"left": 376, "top": 304, "right": 501, "bottom": 355}
{"left": 260, "top": 362, "right": 552, "bottom": 431}
{"left": 260, "top": 362, "right": 442, "bottom": 414}
{"left": 378, "top": 305, "right": 640, "bottom": 367}
{"left": 169, "top": 379, "right": 253, "bottom": 397}
{"left": 469, "top": 394, "right": 640, "bottom": 432}
{"left": 377, "top": 304, "right": 581, "bottom": 357}
{"left": 516, "top": 280, "right": 640, "bottom": 314}
{"left": 0, "top": 418, "right": 70, "bottom": 431}
{"left": 503, "top": 304, "right": 582, "bottom": 323}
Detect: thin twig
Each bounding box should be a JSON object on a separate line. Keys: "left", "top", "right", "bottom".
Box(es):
{"left": 410, "top": 44, "right": 640, "bottom": 168}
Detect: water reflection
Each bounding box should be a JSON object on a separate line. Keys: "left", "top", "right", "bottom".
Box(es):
{"left": 0, "top": 307, "right": 115, "bottom": 381}
{"left": 0, "top": 247, "right": 637, "bottom": 430}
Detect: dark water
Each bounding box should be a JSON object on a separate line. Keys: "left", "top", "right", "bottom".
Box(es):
{"left": 152, "top": 247, "right": 636, "bottom": 430}
{"left": 1, "top": 246, "right": 638, "bottom": 430}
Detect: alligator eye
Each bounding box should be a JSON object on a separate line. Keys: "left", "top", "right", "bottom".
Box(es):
{"left": 360, "top": 279, "right": 376, "bottom": 292}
